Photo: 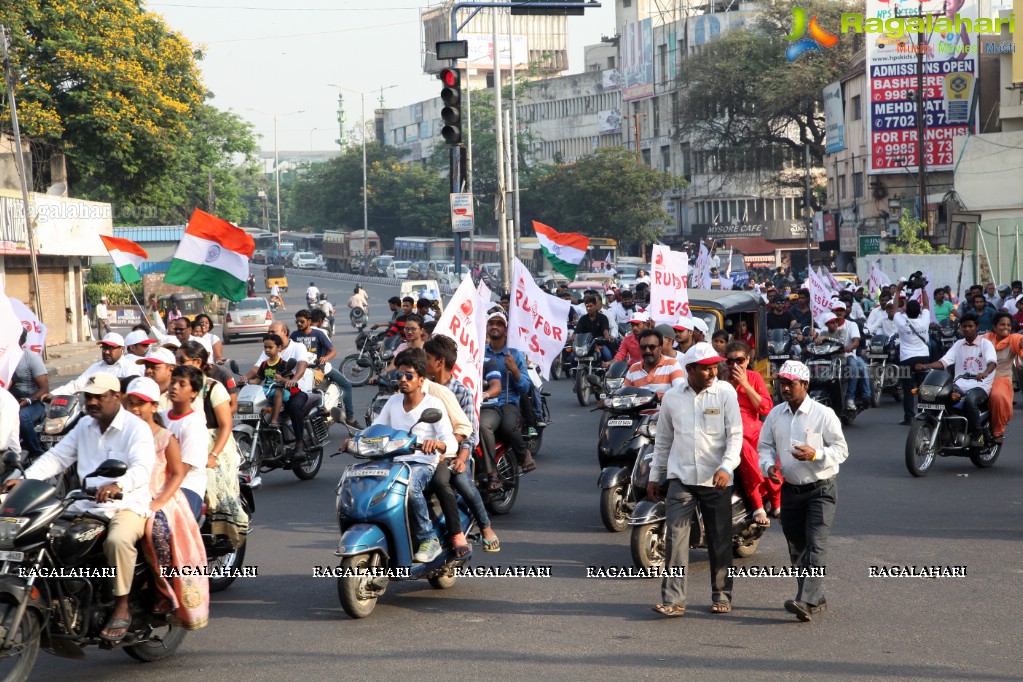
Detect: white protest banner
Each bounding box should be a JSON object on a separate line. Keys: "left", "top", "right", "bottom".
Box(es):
{"left": 719, "top": 274, "right": 734, "bottom": 290}
{"left": 649, "top": 244, "right": 691, "bottom": 325}
{"left": 0, "top": 295, "right": 26, "bottom": 389}
{"left": 807, "top": 267, "right": 833, "bottom": 327}
{"left": 823, "top": 266, "right": 844, "bottom": 293}
{"left": 434, "top": 276, "right": 488, "bottom": 414}
{"left": 691, "top": 243, "right": 711, "bottom": 290}
{"left": 8, "top": 297, "right": 46, "bottom": 354}
{"left": 869, "top": 262, "right": 891, "bottom": 297}
{"left": 922, "top": 271, "right": 936, "bottom": 312}
{"left": 508, "top": 258, "right": 571, "bottom": 379}
{"left": 477, "top": 278, "right": 493, "bottom": 307}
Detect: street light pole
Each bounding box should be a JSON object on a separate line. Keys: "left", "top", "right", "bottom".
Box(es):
{"left": 273, "top": 114, "right": 282, "bottom": 252}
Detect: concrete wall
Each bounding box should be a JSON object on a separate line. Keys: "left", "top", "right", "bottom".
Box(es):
{"left": 857, "top": 254, "right": 975, "bottom": 299}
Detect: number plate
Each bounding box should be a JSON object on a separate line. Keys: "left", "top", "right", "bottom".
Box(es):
{"left": 607, "top": 419, "right": 634, "bottom": 427}
{"left": 919, "top": 404, "right": 944, "bottom": 411}
{"left": 234, "top": 413, "right": 261, "bottom": 421}
{"left": 869, "top": 353, "right": 887, "bottom": 359}
{"left": 0, "top": 551, "right": 24, "bottom": 562}
{"left": 768, "top": 355, "right": 788, "bottom": 361}
{"left": 39, "top": 435, "right": 60, "bottom": 443}
{"left": 352, "top": 468, "right": 390, "bottom": 477}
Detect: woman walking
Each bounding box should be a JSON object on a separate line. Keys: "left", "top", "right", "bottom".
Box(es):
{"left": 983, "top": 312, "right": 1023, "bottom": 444}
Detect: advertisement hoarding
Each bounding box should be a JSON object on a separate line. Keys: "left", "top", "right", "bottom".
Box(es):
{"left": 823, "top": 81, "right": 846, "bottom": 153}
{"left": 621, "top": 19, "right": 654, "bottom": 102}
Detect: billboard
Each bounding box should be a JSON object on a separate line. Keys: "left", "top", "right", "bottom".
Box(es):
{"left": 823, "top": 81, "right": 846, "bottom": 153}
{"left": 621, "top": 19, "right": 654, "bottom": 102}
{"left": 865, "top": 0, "right": 978, "bottom": 174}
{"left": 460, "top": 34, "right": 528, "bottom": 69}
{"left": 597, "top": 109, "right": 622, "bottom": 134}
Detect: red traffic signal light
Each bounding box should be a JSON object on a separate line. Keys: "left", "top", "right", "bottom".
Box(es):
{"left": 439, "top": 68, "right": 462, "bottom": 145}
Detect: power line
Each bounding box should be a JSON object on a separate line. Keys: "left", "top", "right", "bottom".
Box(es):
{"left": 205, "top": 19, "right": 419, "bottom": 43}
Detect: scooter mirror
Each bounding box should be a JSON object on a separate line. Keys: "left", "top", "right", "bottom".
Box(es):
{"left": 85, "top": 459, "right": 128, "bottom": 480}
{"left": 2, "top": 451, "right": 22, "bottom": 470}
{"left": 229, "top": 359, "right": 240, "bottom": 375}
{"left": 418, "top": 408, "right": 443, "bottom": 425}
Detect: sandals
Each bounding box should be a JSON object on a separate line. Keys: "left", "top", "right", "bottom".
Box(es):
{"left": 454, "top": 543, "right": 471, "bottom": 559}
{"left": 711, "top": 601, "right": 732, "bottom": 614}
{"left": 486, "top": 476, "right": 504, "bottom": 491}
{"left": 482, "top": 536, "right": 501, "bottom": 553}
{"left": 651, "top": 603, "right": 685, "bottom": 617}
{"left": 520, "top": 454, "right": 537, "bottom": 474}
{"left": 99, "top": 616, "right": 131, "bottom": 642}
{"left": 752, "top": 510, "right": 771, "bottom": 527}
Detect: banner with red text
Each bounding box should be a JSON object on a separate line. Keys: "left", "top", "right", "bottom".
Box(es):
{"left": 508, "top": 258, "right": 571, "bottom": 379}
{"left": 0, "top": 295, "right": 26, "bottom": 389}
{"left": 807, "top": 266, "right": 833, "bottom": 327}
{"left": 434, "top": 275, "right": 488, "bottom": 416}
{"left": 649, "top": 244, "right": 691, "bottom": 325}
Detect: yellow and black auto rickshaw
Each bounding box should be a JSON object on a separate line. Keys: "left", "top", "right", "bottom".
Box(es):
{"left": 158, "top": 292, "right": 205, "bottom": 324}
{"left": 265, "top": 266, "right": 288, "bottom": 293}
{"left": 688, "top": 289, "right": 770, "bottom": 381}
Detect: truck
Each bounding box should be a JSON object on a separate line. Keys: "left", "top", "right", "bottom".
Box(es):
{"left": 324, "top": 230, "right": 382, "bottom": 273}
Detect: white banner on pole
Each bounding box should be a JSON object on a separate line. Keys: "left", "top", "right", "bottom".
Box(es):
{"left": 649, "top": 244, "right": 691, "bottom": 325}
{"left": 807, "top": 267, "right": 833, "bottom": 327}
{"left": 0, "top": 295, "right": 26, "bottom": 389}
{"left": 434, "top": 276, "right": 488, "bottom": 416}
{"left": 8, "top": 297, "right": 46, "bottom": 354}
{"left": 508, "top": 258, "right": 571, "bottom": 379}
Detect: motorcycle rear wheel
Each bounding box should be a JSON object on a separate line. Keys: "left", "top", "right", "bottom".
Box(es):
{"left": 733, "top": 535, "right": 761, "bottom": 558}
{"left": 337, "top": 554, "right": 384, "bottom": 619}
{"left": 339, "top": 354, "right": 372, "bottom": 387}
{"left": 208, "top": 531, "right": 248, "bottom": 593}
{"left": 575, "top": 370, "right": 592, "bottom": 407}
{"left": 484, "top": 453, "right": 519, "bottom": 516}
{"left": 870, "top": 372, "right": 883, "bottom": 408}
{"left": 293, "top": 448, "right": 323, "bottom": 480}
{"left": 550, "top": 354, "right": 562, "bottom": 380}
{"left": 905, "top": 421, "right": 936, "bottom": 477}
{"left": 599, "top": 485, "right": 629, "bottom": 533}
{"left": 970, "top": 441, "right": 1000, "bottom": 468}
{"left": 0, "top": 597, "right": 40, "bottom": 682}
{"left": 630, "top": 522, "right": 665, "bottom": 572}
{"left": 123, "top": 619, "right": 187, "bottom": 662}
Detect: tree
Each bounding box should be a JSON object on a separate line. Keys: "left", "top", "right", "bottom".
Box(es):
{"left": 673, "top": 0, "right": 861, "bottom": 162}
{"left": 886, "top": 209, "right": 949, "bottom": 254}
{"left": 524, "top": 147, "right": 685, "bottom": 251}
{"left": 1, "top": 2, "right": 206, "bottom": 200}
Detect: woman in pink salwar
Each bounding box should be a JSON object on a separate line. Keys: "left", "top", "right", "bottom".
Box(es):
{"left": 124, "top": 377, "right": 209, "bottom": 630}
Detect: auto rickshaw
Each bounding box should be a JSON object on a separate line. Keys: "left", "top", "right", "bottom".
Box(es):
{"left": 265, "top": 266, "right": 288, "bottom": 293}
{"left": 687, "top": 289, "right": 770, "bottom": 382}
{"left": 157, "top": 292, "right": 205, "bottom": 324}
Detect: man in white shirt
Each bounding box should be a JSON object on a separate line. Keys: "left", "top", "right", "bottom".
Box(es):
{"left": 608, "top": 289, "right": 637, "bottom": 329}
{"left": 5, "top": 372, "right": 154, "bottom": 641}
{"left": 0, "top": 387, "right": 21, "bottom": 453}
{"left": 95, "top": 296, "right": 110, "bottom": 338}
{"left": 866, "top": 300, "right": 898, "bottom": 338}
{"left": 52, "top": 333, "right": 141, "bottom": 396}
{"left": 648, "top": 343, "right": 742, "bottom": 617}
{"left": 305, "top": 282, "right": 320, "bottom": 305}
{"left": 915, "top": 313, "right": 996, "bottom": 443}
{"left": 758, "top": 360, "right": 848, "bottom": 622}
{"left": 894, "top": 298, "right": 933, "bottom": 424}
{"left": 123, "top": 329, "right": 157, "bottom": 366}
{"left": 138, "top": 347, "right": 178, "bottom": 411}
{"left": 374, "top": 349, "right": 457, "bottom": 563}
{"left": 819, "top": 303, "right": 871, "bottom": 410}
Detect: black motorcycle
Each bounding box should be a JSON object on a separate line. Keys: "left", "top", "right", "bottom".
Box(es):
{"left": 0, "top": 456, "right": 187, "bottom": 680}
{"left": 594, "top": 383, "right": 658, "bottom": 532}
{"left": 805, "top": 337, "right": 863, "bottom": 425}
{"left": 202, "top": 480, "right": 255, "bottom": 593}
{"left": 549, "top": 322, "right": 576, "bottom": 381}
{"left": 932, "top": 318, "right": 959, "bottom": 357}
{"left": 339, "top": 325, "right": 401, "bottom": 387}
{"left": 570, "top": 332, "right": 608, "bottom": 406}
{"left": 905, "top": 370, "right": 1001, "bottom": 476}
{"left": 364, "top": 368, "right": 400, "bottom": 426}
{"left": 866, "top": 332, "right": 902, "bottom": 407}
{"left": 765, "top": 327, "right": 804, "bottom": 401}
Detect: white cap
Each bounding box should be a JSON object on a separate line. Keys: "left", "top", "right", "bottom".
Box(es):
{"left": 671, "top": 316, "right": 694, "bottom": 331}
{"left": 138, "top": 347, "right": 176, "bottom": 365}
{"left": 126, "top": 376, "right": 161, "bottom": 402}
{"left": 692, "top": 317, "right": 709, "bottom": 334}
{"left": 682, "top": 342, "right": 724, "bottom": 367}
{"left": 487, "top": 311, "right": 508, "bottom": 325}
{"left": 629, "top": 310, "right": 650, "bottom": 324}
{"left": 124, "top": 330, "right": 156, "bottom": 347}
{"left": 98, "top": 332, "right": 125, "bottom": 348}
{"left": 830, "top": 300, "right": 847, "bottom": 311}
{"left": 777, "top": 360, "right": 810, "bottom": 383}
{"left": 100, "top": 296, "right": 108, "bottom": 301}
{"left": 820, "top": 312, "right": 838, "bottom": 325}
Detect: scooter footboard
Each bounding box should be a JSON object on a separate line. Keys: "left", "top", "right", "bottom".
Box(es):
{"left": 628, "top": 499, "right": 664, "bottom": 526}
{"left": 335, "top": 524, "right": 390, "bottom": 559}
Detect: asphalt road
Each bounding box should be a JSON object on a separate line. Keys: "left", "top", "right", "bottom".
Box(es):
{"left": 33, "top": 272, "right": 1023, "bottom": 681}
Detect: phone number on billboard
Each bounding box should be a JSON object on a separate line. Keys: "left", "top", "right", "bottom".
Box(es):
{"left": 872, "top": 110, "right": 951, "bottom": 131}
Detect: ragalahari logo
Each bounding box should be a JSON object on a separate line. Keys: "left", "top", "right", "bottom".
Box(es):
{"left": 786, "top": 7, "right": 839, "bottom": 62}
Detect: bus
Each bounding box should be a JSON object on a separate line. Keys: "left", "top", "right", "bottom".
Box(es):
{"left": 323, "top": 230, "right": 382, "bottom": 273}
{"left": 393, "top": 237, "right": 453, "bottom": 262}
{"left": 460, "top": 236, "right": 501, "bottom": 266}
{"left": 281, "top": 231, "right": 324, "bottom": 253}
{"left": 241, "top": 228, "right": 277, "bottom": 252}
{"left": 587, "top": 237, "right": 618, "bottom": 268}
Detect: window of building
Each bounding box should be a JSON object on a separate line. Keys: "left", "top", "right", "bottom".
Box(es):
{"left": 623, "top": 0, "right": 631, "bottom": 6}
{"left": 659, "top": 44, "right": 668, "bottom": 86}
{"left": 661, "top": 145, "right": 670, "bottom": 170}
{"left": 852, "top": 95, "right": 862, "bottom": 121}
{"left": 652, "top": 98, "right": 660, "bottom": 137}
{"left": 607, "top": 56, "right": 615, "bottom": 69}
{"left": 641, "top": 148, "right": 651, "bottom": 166}
{"left": 853, "top": 171, "right": 864, "bottom": 199}
{"left": 839, "top": 175, "right": 847, "bottom": 200}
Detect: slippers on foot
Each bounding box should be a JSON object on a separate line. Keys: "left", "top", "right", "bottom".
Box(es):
{"left": 100, "top": 616, "right": 131, "bottom": 642}
{"left": 454, "top": 543, "right": 471, "bottom": 559}
{"left": 482, "top": 536, "right": 501, "bottom": 552}
{"left": 651, "top": 603, "right": 685, "bottom": 617}
{"left": 753, "top": 512, "right": 771, "bottom": 527}
{"left": 711, "top": 601, "right": 732, "bottom": 614}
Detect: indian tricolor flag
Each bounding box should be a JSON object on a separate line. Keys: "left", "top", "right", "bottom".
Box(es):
{"left": 164, "top": 209, "right": 255, "bottom": 302}
{"left": 100, "top": 235, "right": 148, "bottom": 284}
{"left": 532, "top": 220, "right": 589, "bottom": 280}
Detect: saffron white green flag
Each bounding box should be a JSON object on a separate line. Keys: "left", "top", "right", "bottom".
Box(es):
{"left": 99, "top": 235, "right": 148, "bottom": 284}
{"left": 532, "top": 220, "right": 589, "bottom": 280}
{"left": 164, "top": 209, "right": 255, "bottom": 302}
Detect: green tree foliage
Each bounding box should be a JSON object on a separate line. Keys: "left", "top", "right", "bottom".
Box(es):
{"left": 86, "top": 263, "right": 114, "bottom": 285}
{"left": 1, "top": 1, "right": 205, "bottom": 198}
{"left": 673, "top": 0, "right": 861, "bottom": 160}
{"left": 887, "top": 209, "right": 949, "bottom": 254}
{"left": 525, "top": 147, "right": 685, "bottom": 249}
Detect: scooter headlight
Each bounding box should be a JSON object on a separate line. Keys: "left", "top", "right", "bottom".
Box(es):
{"left": 44, "top": 417, "right": 69, "bottom": 435}
{"left": 604, "top": 378, "right": 625, "bottom": 391}
{"left": 0, "top": 518, "right": 29, "bottom": 549}
{"left": 918, "top": 384, "right": 942, "bottom": 401}
{"left": 608, "top": 394, "right": 655, "bottom": 410}
{"left": 383, "top": 437, "right": 412, "bottom": 454}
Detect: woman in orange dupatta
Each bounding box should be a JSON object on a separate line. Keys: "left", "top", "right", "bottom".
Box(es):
{"left": 984, "top": 312, "right": 1023, "bottom": 444}
{"left": 123, "top": 378, "right": 209, "bottom": 630}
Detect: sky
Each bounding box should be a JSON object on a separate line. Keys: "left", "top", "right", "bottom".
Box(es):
{"left": 150, "top": 0, "right": 618, "bottom": 153}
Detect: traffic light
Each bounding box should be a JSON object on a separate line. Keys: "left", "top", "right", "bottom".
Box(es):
{"left": 439, "top": 68, "right": 462, "bottom": 145}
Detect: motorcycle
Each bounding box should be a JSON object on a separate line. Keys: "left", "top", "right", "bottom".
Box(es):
{"left": 232, "top": 368, "right": 331, "bottom": 481}
{"left": 0, "top": 456, "right": 187, "bottom": 679}
{"left": 805, "top": 337, "right": 864, "bottom": 425}
{"left": 765, "top": 327, "right": 804, "bottom": 401}
{"left": 549, "top": 322, "right": 576, "bottom": 381}
{"left": 335, "top": 410, "right": 476, "bottom": 618}
{"left": 350, "top": 306, "right": 368, "bottom": 329}
{"left": 17, "top": 396, "right": 84, "bottom": 498}
{"left": 310, "top": 356, "right": 342, "bottom": 430}
{"left": 570, "top": 332, "right": 608, "bottom": 406}
{"left": 202, "top": 479, "right": 256, "bottom": 593}
{"left": 593, "top": 380, "right": 658, "bottom": 532}
{"left": 866, "top": 332, "right": 902, "bottom": 407}
{"left": 905, "top": 370, "right": 1001, "bottom": 476}
{"left": 628, "top": 460, "right": 765, "bottom": 570}
{"left": 933, "top": 318, "right": 959, "bottom": 357}
{"left": 364, "top": 369, "right": 400, "bottom": 427}
{"left": 338, "top": 325, "right": 401, "bottom": 387}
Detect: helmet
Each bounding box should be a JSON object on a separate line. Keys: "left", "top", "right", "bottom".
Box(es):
{"left": 319, "top": 293, "right": 326, "bottom": 301}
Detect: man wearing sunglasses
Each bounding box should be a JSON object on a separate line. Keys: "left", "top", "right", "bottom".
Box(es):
{"left": 624, "top": 329, "right": 685, "bottom": 399}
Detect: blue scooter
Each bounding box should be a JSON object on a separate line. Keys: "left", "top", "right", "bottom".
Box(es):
{"left": 334, "top": 408, "right": 476, "bottom": 618}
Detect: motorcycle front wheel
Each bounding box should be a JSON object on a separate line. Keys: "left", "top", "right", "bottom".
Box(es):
{"left": 550, "top": 354, "right": 562, "bottom": 380}
{"left": 575, "top": 369, "right": 592, "bottom": 407}
{"left": 337, "top": 554, "right": 385, "bottom": 619}
{"left": 339, "top": 354, "right": 372, "bottom": 387}
{"left": 733, "top": 535, "right": 761, "bottom": 558}
{"left": 0, "top": 597, "right": 40, "bottom": 682}
{"left": 484, "top": 453, "right": 520, "bottom": 516}
{"left": 905, "top": 420, "right": 937, "bottom": 477}
{"left": 293, "top": 447, "right": 323, "bottom": 480}
{"left": 870, "top": 370, "right": 883, "bottom": 408}
{"left": 630, "top": 522, "right": 665, "bottom": 572}
{"left": 599, "top": 485, "right": 629, "bottom": 533}
{"left": 123, "top": 619, "right": 187, "bottom": 662}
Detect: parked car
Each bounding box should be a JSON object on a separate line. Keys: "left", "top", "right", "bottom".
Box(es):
{"left": 387, "top": 260, "right": 412, "bottom": 279}
{"left": 407, "top": 260, "right": 429, "bottom": 279}
{"left": 252, "top": 250, "right": 267, "bottom": 264}
{"left": 435, "top": 262, "right": 470, "bottom": 288}
{"left": 223, "top": 297, "right": 273, "bottom": 344}
{"left": 426, "top": 261, "right": 452, "bottom": 279}
{"left": 295, "top": 252, "right": 324, "bottom": 269}
{"left": 371, "top": 255, "right": 394, "bottom": 277}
